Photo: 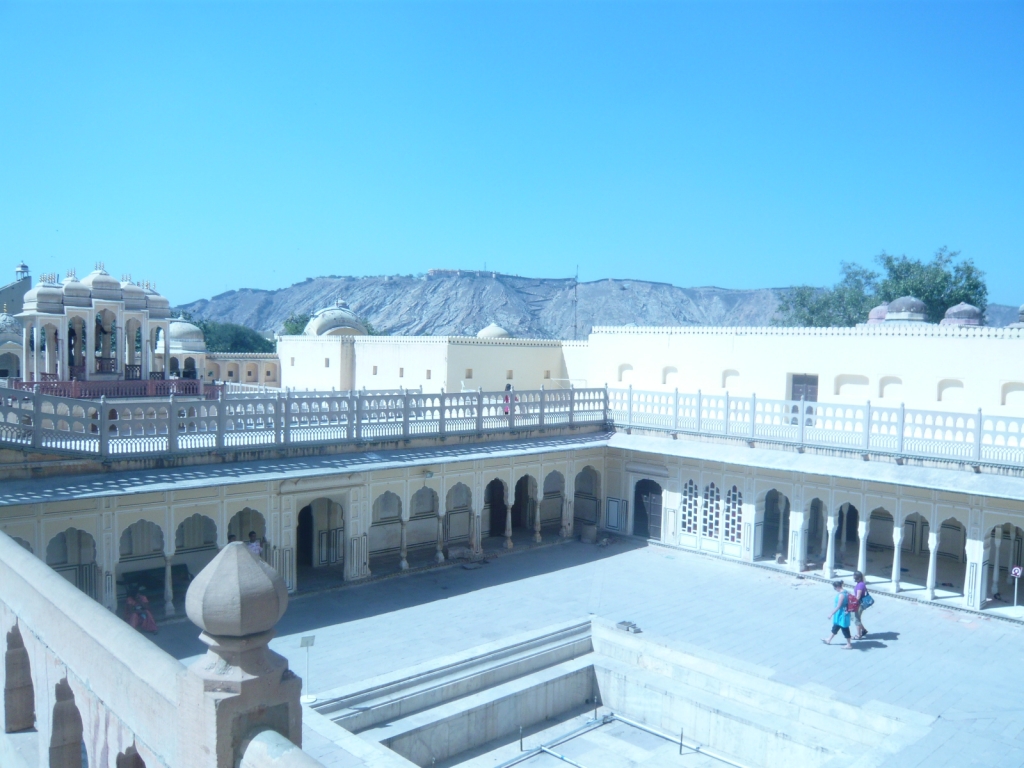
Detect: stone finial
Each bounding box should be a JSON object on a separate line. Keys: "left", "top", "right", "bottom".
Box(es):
{"left": 185, "top": 542, "right": 287, "bottom": 637}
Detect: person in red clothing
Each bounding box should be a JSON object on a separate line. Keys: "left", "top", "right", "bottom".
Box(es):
{"left": 125, "top": 584, "right": 159, "bottom": 634}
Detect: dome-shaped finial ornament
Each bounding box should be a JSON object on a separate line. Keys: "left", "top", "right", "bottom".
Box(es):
{"left": 884, "top": 296, "right": 928, "bottom": 323}
{"left": 477, "top": 323, "right": 511, "bottom": 339}
{"left": 185, "top": 542, "right": 288, "bottom": 637}
{"left": 940, "top": 301, "right": 982, "bottom": 326}
{"left": 866, "top": 304, "right": 888, "bottom": 324}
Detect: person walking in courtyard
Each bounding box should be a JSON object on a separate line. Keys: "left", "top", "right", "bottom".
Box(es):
{"left": 852, "top": 570, "right": 870, "bottom": 639}
{"left": 823, "top": 580, "right": 853, "bottom": 649}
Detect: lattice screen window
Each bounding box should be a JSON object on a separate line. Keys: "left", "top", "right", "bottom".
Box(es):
{"left": 723, "top": 485, "right": 742, "bottom": 543}
{"left": 702, "top": 483, "right": 721, "bottom": 539}
{"left": 681, "top": 479, "right": 699, "bottom": 534}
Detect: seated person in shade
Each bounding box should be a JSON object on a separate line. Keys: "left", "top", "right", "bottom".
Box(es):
{"left": 247, "top": 531, "right": 263, "bottom": 557}
{"left": 125, "top": 584, "right": 158, "bottom": 634}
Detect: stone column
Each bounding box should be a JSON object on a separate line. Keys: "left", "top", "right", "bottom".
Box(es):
{"left": 21, "top": 320, "right": 31, "bottom": 380}
{"left": 857, "top": 517, "right": 869, "bottom": 576}
{"left": 776, "top": 504, "right": 786, "bottom": 556}
{"left": 926, "top": 527, "right": 940, "bottom": 600}
{"left": 182, "top": 543, "right": 301, "bottom": 768}
{"left": 891, "top": 523, "right": 904, "bottom": 593}
{"left": 819, "top": 510, "right": 828, "bottom": 559}
{"left": 504, "top": 488, "right": 513, "bottom": 550}
{"left": 1007, "top": 529, "right": 1017, "bottom": 587}
{"left": 839, "top": 509, "right": 848, "bottom": 559}
{"left": 164, "top": 556, "right": 176, "bottom": 616}
{"left": 2, "top": 627, "right": 34, "bottom": 732}
{"left": 435, "top": 513, "right": 445, "bottom": 563}
{"left": 86, "top": 316, "right": 95, "bottom": 379}
{"left": 788, "top": 508, "right": 806, "bottom": 572}
{"left": 989, "top": 528, "right": 1002, "bottom": 599}
{"left": 399, "top": 517, "right": 408, "bottom": 570}
{"left": 533, "top": 497, "right": 542, "bottom": 543}
{"left": 823, "top": 514, "right": 837, "bottom": 578}
{"left": 32, "top": 324, "right": 40, "bottom": 381}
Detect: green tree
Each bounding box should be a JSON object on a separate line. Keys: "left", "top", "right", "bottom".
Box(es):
{"left": 874, "top": 247, "right": 987, "bottom": 323}
{"left": 201, "top": 321, "right": 274, "bottom": 353}
{"left": 776, "top": 263, "right": 878, "bottom": 328}
{"left": 775, "top": 248, "right": 987, "bottom": 327}
{"left": 281, "top": 313, "right": 310, "bottom": 335}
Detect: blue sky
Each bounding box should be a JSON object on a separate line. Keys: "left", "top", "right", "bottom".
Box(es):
{"left": 1, "top": 1, "right": 1021, "bottom": 305}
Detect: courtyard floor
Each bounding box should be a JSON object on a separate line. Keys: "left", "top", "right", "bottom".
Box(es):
{"left": 151, "top": 537, "right": 1024, "bottom": 767}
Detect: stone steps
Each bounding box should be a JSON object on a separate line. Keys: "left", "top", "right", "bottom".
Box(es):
{"left": 314, "top": 618, "right": 592, "bottom": 734}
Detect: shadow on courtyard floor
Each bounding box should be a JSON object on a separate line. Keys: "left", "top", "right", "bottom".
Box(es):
{"left": 148, "top": 534, "right": 649, "bottom": 660}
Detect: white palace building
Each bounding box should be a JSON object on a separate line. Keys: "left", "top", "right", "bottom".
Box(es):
{"left": 2, "top": 262, "right": 1024, "bottom": 768}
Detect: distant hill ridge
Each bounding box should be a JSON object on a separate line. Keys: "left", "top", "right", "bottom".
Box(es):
{"left": 178, "top": 271, "right": 1020, "bottom": 339}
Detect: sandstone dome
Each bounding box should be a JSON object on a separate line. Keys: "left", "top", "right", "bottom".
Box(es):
{"left": 61, "top": 273, "right": 92, "bottom": 307}
{"left": 120, "top": 279, "right": 148, "bottom": 311}
{"left": 169, "top": 318, "right": 207, "bottom": 352}
{"left": 884, "top": 296, "right": 928, "bottom": 323}
{"left": 185, "top": 542, "right": 288, "bottom": 637}
{"left": 81, "top": 267, "right": 122, "bottom": 301}
{"left": 866, "top": 304, "right": 888, "bottom": 324}
{"left": 303, "top": 300, "right": 367, "bottom": 336}
{"left": 476, "top": 323, "right": 511, "bottom": 339}
{"left": 22, "top": 276, "right": 64, "bottom": 314}
{"left": 940, "top": 302, "right": 982, "bottom": 327}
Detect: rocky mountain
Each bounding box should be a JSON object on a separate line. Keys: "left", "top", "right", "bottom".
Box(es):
{"left": 178, "top": 270, "right": 1021, "bottom": 338}
{"left": 178, "top": 271, "right": 787, "bottom": 339}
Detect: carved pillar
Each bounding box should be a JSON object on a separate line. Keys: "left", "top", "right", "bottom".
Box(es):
{"left": 164, "top": 556, "right": 175, "bottom": 617}
{"left": 823, "top": 514, "right": 837, "bottom": 579}
{"left": 857, "top": 518, "right": 869, "bottom": 576}
{"left": 839, "top": 508, "right": 848, "bottom": 558}
{"left": 926, "top": 527, "right": 940, "bottom": 600}
{"left": 504, "top": 498, "right": 513, "bottom": 550}
{"left": 533, "top": 496, "right": 542, "bottom": 543}
{"left": 435, "top": 513, "right": 445, "bottom": 563}
{"left": 788, "top": 508, "right": 806, "bottom": 572}
{"left": 891, "top": 523, "right": 904, "bottom": 593}
{"left": 399, "top": 518, "right": 408, "bottom": 570}
{"left": 990, "top": 527, "right": 1002, "bottom": 599}
{"left": 182, "top": 543, "right": 301, "bottom": 768}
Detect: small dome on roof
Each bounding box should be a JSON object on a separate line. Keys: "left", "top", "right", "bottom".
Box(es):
{"left": 120, "top": 279, "right": 147, "bottom": 310}
{"left": 884, "top": 296, "right": 928, "bottom": 323}
{"left": 866, "top": 304, "right": 888, "bottom": 324}
{"left": 185, "top": 542, "right": 288, "bottom": 638}
{"left": 60, "top": 272, "right": 91, "bottom": 307}
{"left": 21, "top": 275, "right": 64, "bottom": 314}
{"left": 303, "top": 299, "right": 366, "bottom": 336}
{"left": 81, "top": 265, "right": 122, "bottom": 301}
{"left": 940, "top": 302, "right": 982, "bottom": 326}
{"left": 477, "top": 323, "right": 511, "bottom": 339}
{"left": 168, "top": 318, "right": 207, "bottom": 352}
{"left": 142, "top": 283, "right": 171, "bottom": 318}
{"left": 1007, "top": 304, "right": 1024, "bottom": 329}
{"left": 0, "top": 309, "right": 21, "bottom": 341}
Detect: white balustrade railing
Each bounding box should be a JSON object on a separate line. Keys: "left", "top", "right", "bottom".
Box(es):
{"left": 0, "top": 385, "right": 609, "bottom": 459}
{"left": 610, "top": 386, "right": 1024, "bottom": 467}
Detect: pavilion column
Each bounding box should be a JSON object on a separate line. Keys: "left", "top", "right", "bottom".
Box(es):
{"left": 57, "top": 329, "right": 66, "bottom": 380}
{"left": 504, "top": 503, "right": 513, "bottom": 550}
{"left": 399, "top": 517, "right": 408, "bottom": 570}
{"left": 163, "top": 323, "right": 170, "bottom": 371}
{"left": 926, "top": 527, "right": 940, "bottom": 600}
{"left": 32, "top": 324, "right": 40, "bottom": 382}
{"left": 776, "top": 504, "right": 786, "bottom": 555}
{"left": 164, "top": 557, "right": 175, "bottom": 616}
{"left": 533, "top": 497, "right": 542, "bottom": 543}
{"left": 978, "top": 531, "right": 992, "bottom": 607}
{"left": 891, "top": 523, "right": 904, "bottom": 593}
{"left": 823, "top": 514, "right": 837, "bottom": 578}
{"left": 788, "top": 508, "right": 806, "bottom": 572}
{"left": 1007, "top": 529, "right": 1017, "bottom": 587}
{"left": 989, "top": 528, "right": 1002, "bottom": 599}
{"left": 819, "top": 510, "right": 828, "bottom": 557}
{"left": 141, "top": 319, "right": 150, "bottom": 378}
{"left": 857, "top": 518, "right": 869, "bottom": 575}
{"left": 86, "top": 316, "right": 95, "bottom": 379}
{"left": 435, "top": 514, "right": 445, "bottom": 563}
{"left": 21, "top": 320, "right": 31, "bottom": 381}
{"left": 839, "top": 509, "right": 848, "bottom": 558}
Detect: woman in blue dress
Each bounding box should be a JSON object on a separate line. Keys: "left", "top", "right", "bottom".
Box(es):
{"left": 822, "top": 580, "right": 853, "bottom": 649}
